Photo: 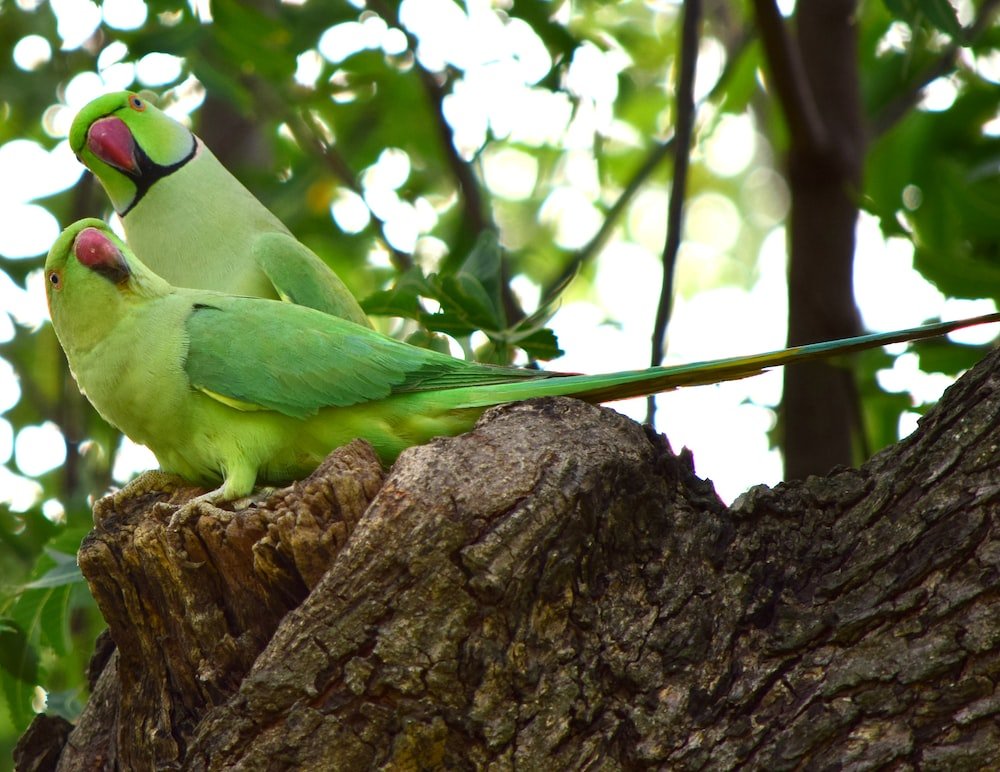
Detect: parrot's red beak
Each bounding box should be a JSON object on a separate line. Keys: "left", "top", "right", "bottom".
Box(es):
{"left": 87, "top": 116, "right": 139, "bottom": 174}
{"left": 74, "top": 228, "right": 131, "bottom": 284}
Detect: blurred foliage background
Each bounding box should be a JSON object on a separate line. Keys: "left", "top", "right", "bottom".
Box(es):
{"left": 2, "top": 0, "right": 1000, "bottom": 757}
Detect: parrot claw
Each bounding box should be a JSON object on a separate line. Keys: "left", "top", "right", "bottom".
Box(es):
{"left": 230, "top": 486, "right": 278, "bottom": 510}
{"left": 98, "top": 469, "right": 187, "bottom": 509}
{"left": 167, "top": 485, "right": 278, "bottom": 527}
{"left": 187, "top": 487, "right": 228, "bottom": 506}
{"left": 95, "top": 470, "right": 189, "bottom": 521}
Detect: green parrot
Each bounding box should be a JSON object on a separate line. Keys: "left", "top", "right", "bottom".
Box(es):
{"left": 46, "top": 219, "right": 1000, "bottom": 504}
{"left": 69, "top": 91, "right": 371, "bottom": 328}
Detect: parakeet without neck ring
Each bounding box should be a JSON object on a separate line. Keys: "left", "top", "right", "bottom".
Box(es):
{"left": 70, "top": 91, "right": 372, "bottom": 327}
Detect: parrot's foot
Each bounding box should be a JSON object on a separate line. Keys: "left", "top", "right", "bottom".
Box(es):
{"left": 188, "top": 487, "right": 228, "bottom": 507}
{"left": 166, "top": 486, "right": 229, "bottom": 528}
{"left": 166, "top": 485, "right": 279, "bottom": 528}
{"left": 230, "top": 486, "right": 278, "bottom": 511}
{"left": 94, "top": 470, "right": 189, "bottom": 521}
{"left": 179, "top": 484, "right": 277, "bottom": 511}
{"left": 114, "top": 469, "right": 188, "bottom": 501}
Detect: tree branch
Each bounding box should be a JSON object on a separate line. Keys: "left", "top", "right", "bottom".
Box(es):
{"left": 647, "top": 0, "right": 702, "bottom": 424}
{"left": 540, "top": 29, "right": 752, "bottom": 309}
{"left": 872, "top": 0, "right": 1000, "bottom": 136}
{"left": 281, "top": 106, "right": 414, "bottom": 273}
{"left": 750, "top": 0, "right": 828, "bottom": 153}
{"left": 545, "top": 136, "right": 676, "bottom": 298}
{"left": 366, "top": 0, "right": 489, "bottom": 242}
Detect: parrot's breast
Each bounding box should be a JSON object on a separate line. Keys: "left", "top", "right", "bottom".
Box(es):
{"left": 72, "top": 297, "right": 195, "bottom": 454}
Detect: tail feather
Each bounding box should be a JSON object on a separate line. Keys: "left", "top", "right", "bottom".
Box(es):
{"left": 449, "top": 311, "right": 1000, "bottom": 409}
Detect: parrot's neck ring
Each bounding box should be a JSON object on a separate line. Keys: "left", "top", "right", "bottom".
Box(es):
{"left": 120, "top": 137, "right": 199, "bottom": 217}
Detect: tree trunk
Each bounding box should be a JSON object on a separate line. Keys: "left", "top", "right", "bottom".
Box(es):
{"left": 751, "top": 0, "right": 867, "bottom": 481}
{"left": 15, "top": 346, "right": 1000, "bottom": 768}
{"left": 782, "top": 0, "right": 866, "bottom": 481}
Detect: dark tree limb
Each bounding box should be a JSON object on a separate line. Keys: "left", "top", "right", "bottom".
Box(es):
{"left": 367, "top": 0, "right": 489, "bottom": 247}
{"left": 750, "top": 0, "right": 827, "bottom": 153}
{"left": 753, "top": 0, "right": 866, "bottom": 480}
{"left": 17, "top": 342, "right": 1000, "bottom": 769}
{"left": 647, "top": 0, "right": 702, "bottom": 425}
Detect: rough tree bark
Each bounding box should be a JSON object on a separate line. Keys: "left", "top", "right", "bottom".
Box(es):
{"left": 15, "top": 346, "right": 1000, "bottom": 770}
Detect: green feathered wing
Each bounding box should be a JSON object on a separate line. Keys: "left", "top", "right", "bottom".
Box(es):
{"left": 251, "top": 231, "right": 374, "bottom": 325}
{"left": 183, "top": 297, "right": 549, "bottom": 418}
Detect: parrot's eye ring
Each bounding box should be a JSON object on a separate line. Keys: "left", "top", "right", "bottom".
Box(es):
{"left": 47, "top": 271, "right": 61, "bottom": 290}
{"left": 129, "top": 95, "right": 146, "bottom": 112}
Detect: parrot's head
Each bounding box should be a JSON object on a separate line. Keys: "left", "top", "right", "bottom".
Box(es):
{"left": 70, "top": 92, "right": 197, "bottom": 216}
{"left": 46, "top": 219, "right": 170, "bottom": 352}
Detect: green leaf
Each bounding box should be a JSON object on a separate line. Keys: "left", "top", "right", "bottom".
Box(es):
{"left": 916, "top": 0, "right": 963, "bottom": 37}
{"left": 853, "top": 348, "right": 911, "bottom": 456}
{"left": 715, "top": 40, "right": 762, "bottom": 115}
{"left": 23, "top": 559, "right": 83, "bottom": 591}
{"left": 40, "top": 586, "right": 72, "bottom": 657}
{"left": 514, "top": 328, "right": 564, "bottom": 362}
{"left": 11, "top": 568, "right": 75, "bottom": 657}
{"left": 432, "top": 273, "right": 504, "bottom": 332}
{"left": 913, "top": 340, "right": 992, "bottom": 375}
{"left": 0, "top": 617, "right": 38, "bottom": 730}
{"left": 457, "top": 231, "right": 505, "bottom": 322}
{"left": 882, "top": 0, "right": 913, "bottom": 20}
{"left": 361, "top": 267, "right": 434, "bottom": 318}
{"left": 0, "top": 618, "right": 38, "bottom": 684}
{"left": 860, "top": 387, "right": 914, "bottom": 457}
{"left": 403, "top": 329, "right": 453, "bottom": 356}
{"left": 881, "top": 0, "right": 962, "bottom": 37}
{"left": 420, "top": 310, "right": 480, "bottom": 339}
{"left": 0, "top": 617, "right": 38, "bottom": 728}
{"left": 865, "top": 86, "right": 1000, "bottom": 302}
{"left": 473, "top": 340, "right": 515, "bottom": 366}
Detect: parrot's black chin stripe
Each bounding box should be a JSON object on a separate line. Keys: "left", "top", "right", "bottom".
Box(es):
{"left": 119, "top": 135, "right": 198, "bottom": 217}
{"left": 89, "top": 259, "right": 131, "bottom": 285}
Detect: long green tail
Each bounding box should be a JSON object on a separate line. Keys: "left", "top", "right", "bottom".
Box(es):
{"left": 449, "top": 311, "right": 1000, "bottom": 409}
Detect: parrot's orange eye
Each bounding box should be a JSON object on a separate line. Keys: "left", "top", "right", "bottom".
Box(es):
{"left": 47, "top": 271, "right": 62, "bottom": 290}
{"left": 128, "top": 95, "right": 145, "bottom": 112}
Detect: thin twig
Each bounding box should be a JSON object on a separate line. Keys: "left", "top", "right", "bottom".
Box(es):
{"left": 293, "top": 110, "right": 364, "bottom": 193}
{"left": 647, "top": 0, "right": 702, "bottom": 425}
{"left": 541, "top": 30, "right": 752, "bottom": 303}
{"left": 367, "top": 0, "right": 488, "bottom": 241}
{"left": 750, "top": 0, "right": 827, "bottom": 154}
{"left": 284, "top": 107, "right": 414, "bottom": 272}
{"left": 872, "top": 0, "right": 1000, "bottom": 136}
{"left": 545, "top": 136, "right": 676, "bottom": 297}
{"left": 244, "top": 77, "right": 414, "bottom": 271}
